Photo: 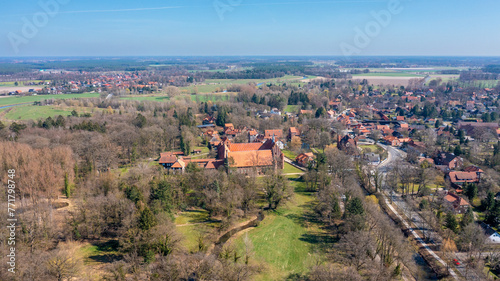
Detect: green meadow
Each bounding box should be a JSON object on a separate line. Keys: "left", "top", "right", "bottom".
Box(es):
{"left": 232, "top": 176, "right": 331, "bottom": 280}
{"left": 0, "top": 92, "right": 100, "bottom": 107}
{"left": 2, "top": 104, "right": 100, "bottom": 120}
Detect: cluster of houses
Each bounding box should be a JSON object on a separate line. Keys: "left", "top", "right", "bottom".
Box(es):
{"left": 160, "top": 122, "right": 285, "bottom": 173}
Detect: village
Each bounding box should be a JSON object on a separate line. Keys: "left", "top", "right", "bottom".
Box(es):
{"left": 2, "top": 56, "right": 500, "bottom": 280}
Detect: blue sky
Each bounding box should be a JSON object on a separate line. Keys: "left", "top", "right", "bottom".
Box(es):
{"left": 1, "top": 0, "right": 499, "bottom": 56}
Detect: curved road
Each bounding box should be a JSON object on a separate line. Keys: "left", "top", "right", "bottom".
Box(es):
{"left": 376, "top": 143, "right": 461, "bottom": 280}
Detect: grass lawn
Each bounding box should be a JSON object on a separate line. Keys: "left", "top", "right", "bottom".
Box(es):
{"left": 283, "top": 162, "right": 303, "bottom": 174}
{"left": 0, "top": 92, "right": 100, "bottom": 107}
{"left": 232, "top": 176, "right": 331, "bottom": 280}
{"left": 282, "top": 149, "right": 298, "bottom": 160}
{"left": 359, "top": 144, "right": 379, "bottom": 153}
{"left": 192, "top": 146, "right": 210, "bottom": 154}
{"left": 3, "top": 104, "right": 100, "bottom": 120}
{"left": 285, "top": 105, "right": 299, "bottom": 113}
{"left": 4, "top": 105, "right": 71, "bottom": 120}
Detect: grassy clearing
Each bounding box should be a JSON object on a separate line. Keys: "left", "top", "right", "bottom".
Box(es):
{"left": 232, "top": 176, "right": 331, "bottom": 280}
{"left": 175, "top": 209, "right": 211, "bottom": 225}
{"left": 285, "top": 105, "right": 299, "bottom": 113}
{"left": 0, "top": 92, "right": 100, "bottom": 107}
{"left": 79, "top": 240, "right": 122, "bottom": 266}
{"left": 177, "top": 225, "right": 204, "bottom": 252}
{"left": 175, "top": 209, "right": 221, "bottom": 252}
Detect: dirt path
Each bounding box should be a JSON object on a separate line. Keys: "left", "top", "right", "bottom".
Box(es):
{"left": 206, "top": 214, "right": 261, "bottom": 254}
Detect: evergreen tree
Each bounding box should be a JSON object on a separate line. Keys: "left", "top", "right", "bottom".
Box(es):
{"left": 494, "top": 141, "right": 500, "bottom": 156}
{"left": 315, "top": 107, "right": 326, "bottom": 118}
{"left": 216, "top": 107, "right": 227, "bottom": 127}
{"left": 486, "top": 200, "right": 500, "bottom": 227}
{"left": 139, "top": 207, "right": 157, "bottom": 231}
{"left": 464, "top": 183, "right": 477, "bottom": 201}
{"left": 132, "top": 113, "right": 147, "bottom": 128}
{"left": 460, "top": 207, "right": 474, "bottom": 228}
{"left": 331, "top": 196, "right": 342, "bottom": 219}
{"left": 482, "top": 191, "right": 496, "bottom": 211}
{"left": 346, "top": 197, "right": 364, "bottom": 217}
{"left": 445, "top": 212, "right": 458, "bottom": 233}
{"left": 63, "top": 173, "right": 71, "bottom": 197}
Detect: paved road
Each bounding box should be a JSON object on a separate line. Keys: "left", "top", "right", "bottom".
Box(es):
{"left": 376, "top": 143, "right": 461, "bottom": 280}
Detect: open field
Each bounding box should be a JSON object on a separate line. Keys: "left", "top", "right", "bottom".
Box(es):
{"left": 426, "top": 74, "right": 460, "bottom": 84}
{"left": 232, "top": 176, "right": 331, "bottom": 280}
{"left": 0, "top": 93, "right": 100, "bottom": 107}
{"left": 0, "top": 86, "right": 40, "bottom": 93}
{"left": 0, "top": 80, "right": 50, "bottom": 87}
{"left": 180, "top": 76, "right": 306, "bottom": 94}
{"left": 352, "top": 72, "right": 425, "bottom": 77}
{"left": 1, "top": 104, "right": 99, "bottom": 120}
{"left": 345, "top": 67, "right": 468, "bottom": 73}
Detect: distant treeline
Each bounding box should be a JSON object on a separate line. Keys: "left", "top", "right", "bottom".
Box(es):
{"left": 460, "top": 71, "right": 500, "bottom": 81}
{"left": 484, "top": 65, "right": 500, "bottom": 74}
{"left": 337, "top": 56, "right": 500, "bottom": 68}
{"left": 0, "top": 59, "right": 152, "bottom": 74}
{"left": 439, "top": 70, "right": 461, "bottom": 74}
{"left": 196, "top": 62, "right": 312, "bottom": 79}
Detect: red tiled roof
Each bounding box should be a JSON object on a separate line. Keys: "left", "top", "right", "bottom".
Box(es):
{"left": 444, "top": 193, "right": 470, "bottom": 206}
{"left": 171, "top": 159, "right": 185, "bottom": 168}
{"left": 449, "top": 171, "right": 478, "bottom": 183}
{"left": 265, "top": 129, "right": 283, "bottom": 139}
{"left": 159, "top": 153, "right": 177, "bottom": 164}
{"left": 228, "top": 150, "right": 273, "bottom": 168}
{"left": 228, "top": 143, "right": 265, "bottom": 152}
